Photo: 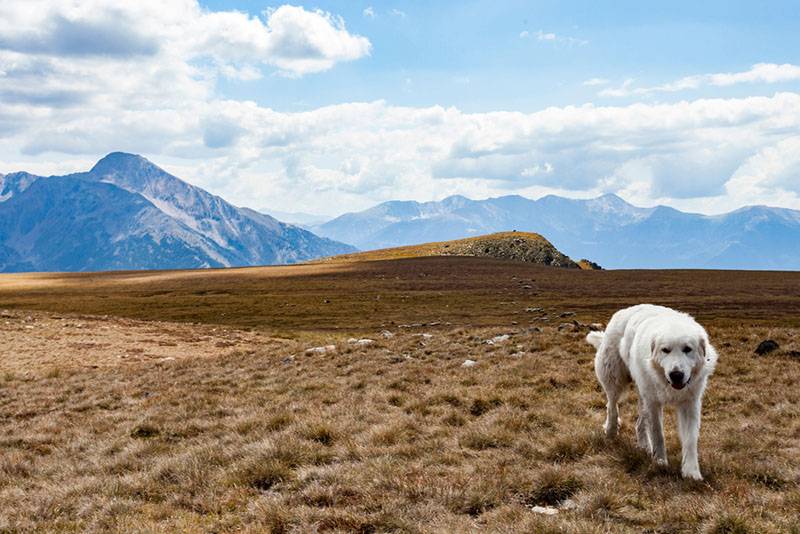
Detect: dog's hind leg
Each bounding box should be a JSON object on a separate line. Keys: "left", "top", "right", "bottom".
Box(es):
{"left": 603, "top": 389, "right": 621, "bottom": 438}
{"left": 594, "top": 346, "right": 627, "bottom": 437}
{"left": 677, "top": 399, "right": 703, "bottom": 480}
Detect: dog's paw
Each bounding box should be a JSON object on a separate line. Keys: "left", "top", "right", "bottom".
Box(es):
{"left": 655, "top": 457, "right": 668, "bottom": 467}
{"left": 682, "top": 468, "right": 703, "bottom": 481}
{"left": 603, "top": 419, "right": 618, "bottom": 437}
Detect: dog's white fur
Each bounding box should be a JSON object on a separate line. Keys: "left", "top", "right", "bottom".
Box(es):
{"left": 586, "top": 304, "right": 718, "bottom": 480}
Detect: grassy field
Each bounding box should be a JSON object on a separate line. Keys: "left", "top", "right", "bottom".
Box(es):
{"left": 1, "top": 257, "right": 799, "bottom": 332}
{"left": 1, "top": 257, "right": 799, "bottom": 532}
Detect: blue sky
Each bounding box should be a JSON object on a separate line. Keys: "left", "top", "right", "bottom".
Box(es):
{"left": 1, "top": 1, "right": 799, "bottom": 216}
{"left": 204, "top": 1, "right": 800, "bottom": 112}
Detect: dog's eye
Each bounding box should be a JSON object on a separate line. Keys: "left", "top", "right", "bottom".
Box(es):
{"left": 661, "top": 347, "right": 671, "bottom": 354}
{"left": 682, "top": 346, "right": 692, "bottom": 353}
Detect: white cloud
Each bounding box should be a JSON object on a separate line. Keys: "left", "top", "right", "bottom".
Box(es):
{"left": 598, "top": 78, "right": 636, "bottom": 98}
{"left": 0, "top": 1, "right": 371, "bottom": 86}
{"left": 600, "top": 63, "right": 800, "bottom": 98}
{"left": 536, "top": 31, "right": 557, "bottom": 41}
{"left": 259, "top": 6, "right": 371, "bottom": 76}
{"left": 710, "top": 63, "right": 800, "bottom": 86}
{"left": 390, "top": 9, "right": 407, "bottom": 19}
{"left": 583, "top": 77, "right": 609, "bottom": 86}
{"left": 363, "top": 6, "right": 375, "bottom": 18}
{"left": 725, "top": 137, "right": 800, "bottom": 203}
{"left": 529, "top": 30, "right": 588, "bottom": 46}
{"left": 521, "top": 163, "right": 554, "bottom": 177}
{"left": 10, "top": 91, "right": 800, "bottom": 216}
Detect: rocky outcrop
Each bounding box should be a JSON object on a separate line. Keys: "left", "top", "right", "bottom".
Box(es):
{"left": 435, "top": 232, "right": 579, "bottom": 268}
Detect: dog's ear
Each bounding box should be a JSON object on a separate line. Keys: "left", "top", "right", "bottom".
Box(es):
{"left": 651, "top": 338, "right": 658, "bottom": 359}
{"left": 697, "top": 337, "right": 706, "bottom": 359}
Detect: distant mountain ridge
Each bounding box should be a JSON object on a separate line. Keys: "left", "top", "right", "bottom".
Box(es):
{"left": 312, "top": 194, "right": 800, "bottom": 270}
{"left": 260, "top": 209, "right": 330, "bottom": 228}
{"left": 0, "top": 153, "right": 355, "bottom": 273}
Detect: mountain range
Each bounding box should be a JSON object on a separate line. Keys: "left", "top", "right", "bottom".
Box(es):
{"left": 3, "top": 152, "right": 799, "bottom": 272}
{"left": 312, "top": 194, "right": 800, "bottom": 270}
{"left": 0, "top": 153, "right": 354, "bottom": 272}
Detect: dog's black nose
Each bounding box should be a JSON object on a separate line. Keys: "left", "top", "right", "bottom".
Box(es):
{"left": 669, "top": 370, "right": 685, "bottom": 385}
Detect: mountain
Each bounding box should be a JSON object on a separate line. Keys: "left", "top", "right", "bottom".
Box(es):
{"left": 260, "top": 208, "right": 330, "bottom": 228}
{"left": 0, "top": 153, "right": 355, "bottom": 273}
{"left": 312, "top": 194, "right": 800, "bottom": 270}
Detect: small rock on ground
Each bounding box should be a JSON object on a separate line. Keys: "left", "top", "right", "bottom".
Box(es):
{"left": 348, "top": 338, "right": 375, "bottom": 346}
{"left": 486, "top": 334, "right": 510, "bottom": 344}
{"left": 530, "top": 505, "right": 558, "bottom": 515}
{"left": 306, "top": 345, "right": 337, "bottom": 355}
{"left": 755, "top": 339, "right": 779, "bottom": 355}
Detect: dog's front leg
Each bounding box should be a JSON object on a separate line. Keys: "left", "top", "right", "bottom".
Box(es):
{"left": 644, "top": 400, "right": 668, "bottom": 466}
{"left": 635, "top": 397, "right": 650, "bottom": 450}
{"left": 677, "top": 399, "right": 703, "bottom": 480}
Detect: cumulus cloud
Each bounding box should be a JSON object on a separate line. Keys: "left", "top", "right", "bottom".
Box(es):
{"left": 243, "top": 94, "right": 800, "bottom": 212}
{"left": 6, "top": 84, "right": 800, "bottom": 214}
{"left": 259, "top": 5, "right": 372, "bottom": 76}
{"left": 600, "top": 63, "right": 800, "bottom": 97}
{"left": 0, "top": 1, "right": 371, "bottom": 85}
{"left": 520, "top": 30, "right": 588, "bottom": 46}
{"left": 725, "top": 137, "right": 800, "bottom": 202}
{"left": 0, "top": 11, "right": 159, "bottom": 58}
{"left": 521, "top": 163, "right": 554, "bottom": 177}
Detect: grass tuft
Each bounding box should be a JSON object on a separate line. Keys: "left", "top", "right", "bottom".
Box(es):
{"left": 303, "top": 424, "right": 337, "bottom": 446}
{"left": 130, "top": 424, "right": 160, "bottom": 439}
{"left": 520, "top": 468, "right": 583, "bottom": 507}
{"left": 709, "top": 515, "right": 752, "bottom": 534}
{"left": 229, "top": 459, "right": 293, "bottom": 491}
{"left": 469, "top": 397, "right": 503, "bottom": 417}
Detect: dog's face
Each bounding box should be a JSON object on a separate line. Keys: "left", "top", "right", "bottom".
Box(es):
{"left": 651, "top": 334, "right": 706, "bottom": 390}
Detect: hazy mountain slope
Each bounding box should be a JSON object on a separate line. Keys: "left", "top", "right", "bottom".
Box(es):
{"left": 0, "top": 153, "right": 355, "bottom": 273}
{"left": 313, "top": 194, "right": 800, "bottom": 270}
{"left": 260, "top": 209, "right": 330, "bottom": 227}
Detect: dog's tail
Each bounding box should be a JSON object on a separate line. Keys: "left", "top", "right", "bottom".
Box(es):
{"left": 586, "top": 330, "right": 605, "bottom": 349}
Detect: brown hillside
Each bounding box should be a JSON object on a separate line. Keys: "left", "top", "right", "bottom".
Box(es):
{"left": 320, "top": 231, "right": 586, "bottom": 269}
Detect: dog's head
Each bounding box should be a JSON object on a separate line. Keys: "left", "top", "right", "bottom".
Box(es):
{"left": 651, "top": 332, "right": 706, "bottom": 390}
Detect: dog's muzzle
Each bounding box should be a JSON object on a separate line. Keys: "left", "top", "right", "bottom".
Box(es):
{"left": 668, "top": 370, "right": 690, "bottom": 390}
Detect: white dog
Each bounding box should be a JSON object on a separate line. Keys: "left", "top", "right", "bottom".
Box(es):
{"left": 586, "top": 304, "right": 718, "bottom": 480}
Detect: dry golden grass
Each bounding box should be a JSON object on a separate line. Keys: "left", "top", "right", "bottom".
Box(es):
{"left": 1, "top": 256, "right": 798, "bottom": 331}
{"left": 1, "top": 257, "right": 799, "bottom": 532}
